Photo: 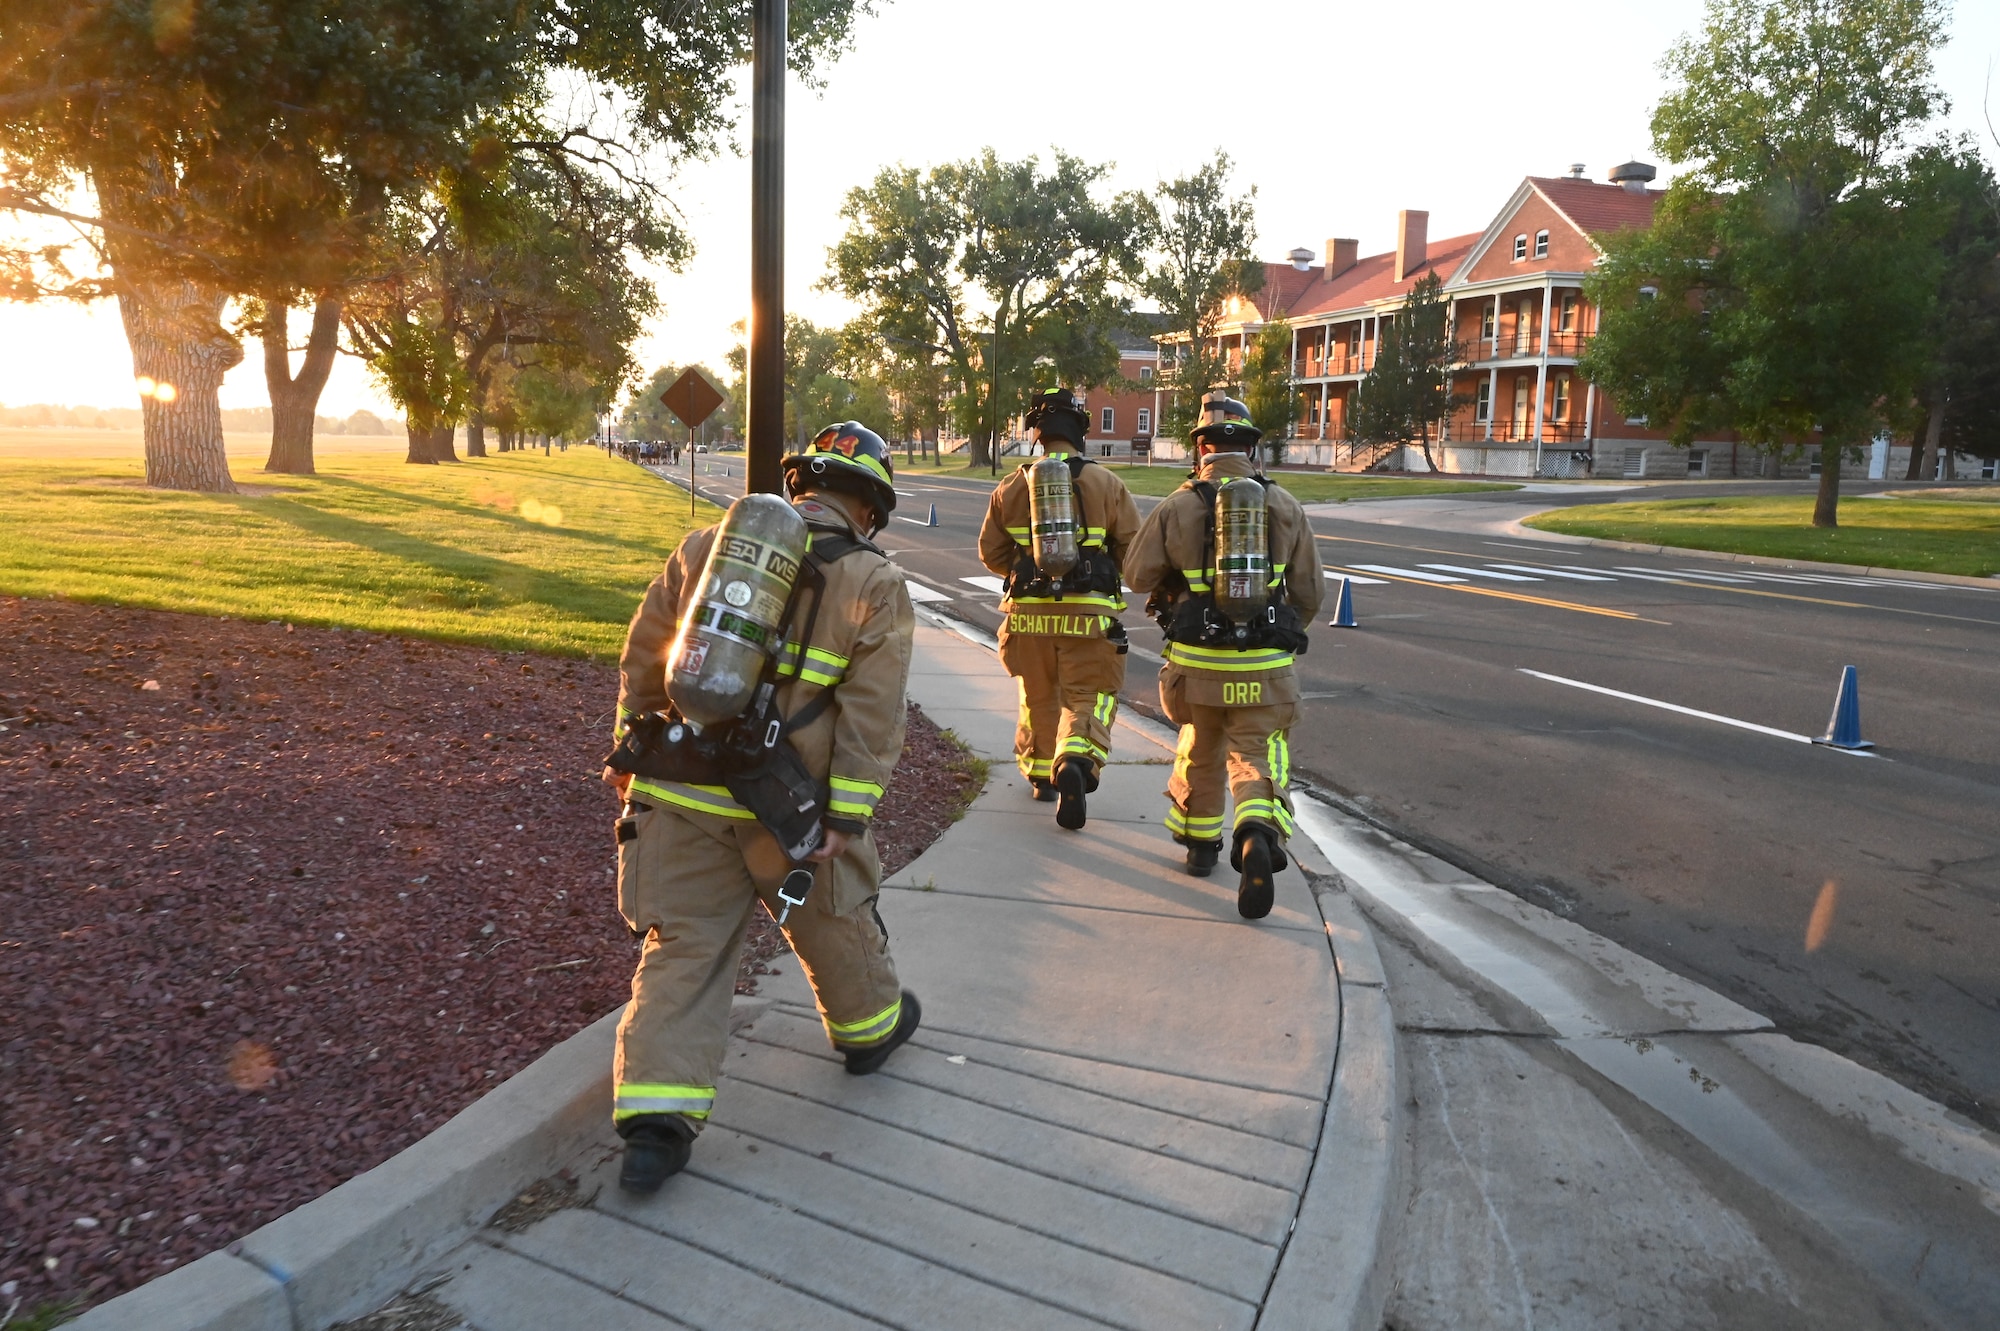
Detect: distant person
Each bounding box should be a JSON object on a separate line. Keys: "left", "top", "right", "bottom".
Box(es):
{"left": 977, "top": 389, "right": 1141, "bottom": 830}
{"left": 1125, "top": 396, "right": 1323, "bottom": 917}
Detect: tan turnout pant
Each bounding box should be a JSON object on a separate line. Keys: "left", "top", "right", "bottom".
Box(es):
{"left": 1164, "top": 700, "right": 1299, "bottom": 848}
{"left": 611, "top": 800, "right": 902, "bottom": 1132}
{"left": 997, "top": 628, "right": 1126, "bottom": 783}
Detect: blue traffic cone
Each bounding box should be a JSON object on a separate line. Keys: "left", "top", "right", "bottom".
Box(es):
{"left": 1813, "top": 665, "right": 1872, "bottom": 750}
{"left": 927, "top": 503, "right": 939, "bottom": 527}
{"left": 1328, "top": 576, "right": 1357, "bottom": 628}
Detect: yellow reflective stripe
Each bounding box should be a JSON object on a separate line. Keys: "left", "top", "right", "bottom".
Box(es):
{"left": 629, "top": 778, "right": 757, "bottom": 820}
{"left": 830, "top": 776, "right": 884, "bottom": 798}
{"left": 828, "top": 776, "right": 883, "bottom": 819}
{"left": 1165, "top": 806, "right": 1224, "bottom": 837}
{"left": 1018, "top": 755, "right": 1053, "bottom": 779}
{"left": 1059, "top": 736, "right": 1106, "bottom": 761}
{"left": 1006, "top": 526, "right": 1032, "bottom": 540}
{"left": 1004, "top": 594, "right": 1124, "bottom": 611}
{"left": 1269, "top": 562, "right": 1288, "bottom": 588}
{"left": 1233, "top": 799, "right": 1295, "bottom": 834}
{"left": 827, "top": 998, "right": 902, "bottom": 1045}
{"left": 614, "top": 1082, "right": 715, "bottom": 1120}
{"left": 1092, "top": 692, "right": 1118, "bottom": 726}
{"left": 1164, "top": 643, "right": 1294, "bottom": 672}
{"left": 1267, "top": 731, "right": 1291, "bottom": 787}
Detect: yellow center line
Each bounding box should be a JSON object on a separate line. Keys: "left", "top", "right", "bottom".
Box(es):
{"left": 1328, "top": 565, "right": 1668, "bottom": 623}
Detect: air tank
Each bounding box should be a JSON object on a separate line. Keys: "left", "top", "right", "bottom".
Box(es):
{"left": 667, "top": 493, "right": 810, "bottom": 729}
{"left": 1212, "top": 477, "right": 1270, "bottom": 623}
{"left": 1027, "top": 455, "right": 1079, "bottom": 582}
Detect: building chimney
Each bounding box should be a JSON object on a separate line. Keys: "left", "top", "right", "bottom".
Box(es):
{"left": 1287, "top": 246, "right": 1315, "bottom": 272}
{"left": 1608, "top": 160, "right": 1657, "bottom": 194}
{"left": 1567, "top": 162, "right": 1586, "bottom": 179}
{"left": 1325, "top": 238, "right": 1358, "bottom": 280}
{"left": 1394, "top": 210, "right": 1428, "bottom": 283}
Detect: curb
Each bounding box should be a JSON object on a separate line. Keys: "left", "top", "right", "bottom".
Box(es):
{"left": 1511, "top": 529, "right": 2000, "bottom": 589}
{"left": 68, "top": 998, "right": 771, "bottom": 1331}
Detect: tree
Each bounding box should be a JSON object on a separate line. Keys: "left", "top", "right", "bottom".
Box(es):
{"left": 1582, "top": 0, "right": 1951, "bottom": 526}
{"left": 1239, "top": 320, "right": 1297, "bottom": 466}
{"left": 0, "top": 0, "right": 872, "bottom": 490}
{"left": 825, "top": 150, "right": 1144, "bottom": 469}
{"left": 1349, "top": 273, "right": 1462, "bottom": 472}
{"left": 1137, "top": 152, "right": 1264, "bottom": 443}
{"left": 1903, "top": 146, "right": 2000, "bottom": 478}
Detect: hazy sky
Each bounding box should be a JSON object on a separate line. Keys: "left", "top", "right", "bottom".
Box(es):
{"left": 3, "top": 0, "right": 1997, "bottom": 417}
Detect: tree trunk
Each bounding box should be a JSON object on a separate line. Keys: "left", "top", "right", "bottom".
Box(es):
{"left": 263, "top": 292, "right": 343, "bottom": 475}
{"left": 1919, "top": 385, "right": 1945, "bottom": 481}
{"left": 405, "top": 421, "right": 439, "bottom": 465}
{"left": 114, "top": 273, "right": 243, "bottom": 492}
{"left": 465, "top": 389, "right": 488, "bottom": 458}
{"left": 431, "top": 424, "right": 458, "bottom": 462}
{"left": 1812, "top": 443, "right": 1841, "bottom": 528}
{"left": 1905, "top": 407, "right": 1929, "bottom": 479}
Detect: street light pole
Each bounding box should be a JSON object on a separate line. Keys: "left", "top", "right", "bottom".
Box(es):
{"left": 746, "top": 0, "right": 787, "bottom": 496}
{"left": 989, "top": 312, "right": 1003, "bottom": 477}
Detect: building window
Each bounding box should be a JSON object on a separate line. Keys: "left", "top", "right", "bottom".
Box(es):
{"left": 1622, "top": 447, "right": 1648, "bottom": 477}
{"left": 1481, "top": 304, "right": 1496, "bottom": 340}
{"left": 1136, "top": 407, "right": 1151, "bottom": 434}
{"left": 1100, "top": 406, "right": 1114, "bottom": 434}
{"left": 1515, "top": 298, "right": 1535, "bottom": 355}
{"left": 1138, "top": 365, "right": 1153, "bottom": 381}
{"left": 1552, "top": 375, "right": 1571, "bottom": 421}
{"left": 1638, "top": 285, "right": 1658, "bottom": 302}
{"left": 1559, "top": 293, "right": 1579, "bottom": 332}
{"left": 1534, "top": 230, "right": 1550, "bottom": 259}
{"left": 1688, "top": 449, "right": 1709, "bottom": 477}
{"left": 1513, "top": 234, "right": 1528, "bottom": 261}
{"left": 1475, "top": 380, "right": 1492, "bottom": 422}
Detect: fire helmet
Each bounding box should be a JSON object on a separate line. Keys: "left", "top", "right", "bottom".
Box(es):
{"left": 1191, "top": 396, "right": 1262, "bottom": 450}
{"left": 1024, "top": 388, "right": 1089, "bottom": 450}
{"left": 784, "top": 421, "right": 898, "bottom": 530}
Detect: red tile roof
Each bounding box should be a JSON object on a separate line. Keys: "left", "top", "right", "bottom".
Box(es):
{"left": 1246, "top": 232, "right": 1483, "bottom": 324}
{"left": 1527, "top": 177, "right": 1662, "bottom": 238}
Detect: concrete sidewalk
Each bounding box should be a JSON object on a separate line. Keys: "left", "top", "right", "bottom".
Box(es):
{"left": 406, "top": 621, "right": 1388, "bottom": 1331}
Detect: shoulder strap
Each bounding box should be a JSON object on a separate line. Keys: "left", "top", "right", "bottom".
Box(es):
{"left": 804, "top": 524, "right": 881, "bottom": 565}
{"left": 1064, "top": 453, "right": 1089, "bottom": 481}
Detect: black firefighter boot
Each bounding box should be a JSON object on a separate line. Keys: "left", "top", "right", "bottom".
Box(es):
{"left": 1030, "top": 778, "right": 1057, "bottom": 803}
{"left": 844, "top": 990, "right": 923, "bottom": 1075}
{"left": 1053, "top": 756, "right": 1090, "bottom": 831}
{"left": 1183, "top": 839, "right": 1222, "bottom": 878}
{"left": 1232, "top": 825, "right": 1289, "bottom": 920}
{"left": 617, "top": 1114, "right": 694, "bottom": 1195}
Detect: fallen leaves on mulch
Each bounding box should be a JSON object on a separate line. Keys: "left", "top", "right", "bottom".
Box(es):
{"left": 0, "top": 596, "right": 981, "bottom": 1315}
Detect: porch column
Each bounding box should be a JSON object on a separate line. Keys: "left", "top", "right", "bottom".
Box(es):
{"left": 1530, "top": 281, "right": 1553, "bottom": 474}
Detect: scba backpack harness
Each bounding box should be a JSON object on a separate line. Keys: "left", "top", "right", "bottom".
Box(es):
{"left": 605, "top": 523, "right": 878, "bottom": 922}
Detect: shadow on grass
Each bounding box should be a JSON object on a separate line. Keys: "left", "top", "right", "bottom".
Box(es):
{"left": 252, "top": 496, "right": 642, "bottom": 625}
{"left": 300, "top": 475, "right": 676, "bottom": 558}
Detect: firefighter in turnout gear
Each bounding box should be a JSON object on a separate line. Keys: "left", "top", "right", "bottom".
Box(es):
{"left": 604, "top": 421, "right": 920, "bottom": 1193}
{"left": 978, "top": 388, "right": 1143, "bottom": 831}
{"left": 1125, "top": 396, "right": 1324, "bottom": 918}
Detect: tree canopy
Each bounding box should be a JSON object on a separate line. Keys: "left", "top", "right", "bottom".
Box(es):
{"left": 1582, "top": 0, "right": 1953, "bottom": 526}
{"left": 1349, "top": 273, "right": 1461, "bottom": 472}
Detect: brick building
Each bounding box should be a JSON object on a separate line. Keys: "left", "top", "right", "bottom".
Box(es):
{"left": 1166, "top": 162, "right": 1757, "bottom": 478}
{"left": 1072, "top": 324, "right": 1162, "bottom": 457}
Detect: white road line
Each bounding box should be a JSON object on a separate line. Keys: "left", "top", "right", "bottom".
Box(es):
{"left": 1637, "top": 567, "right": 1754, "bottom": 584}
{"left": 1326, "top": 569, "right": 1392, "bottom": 585}
{"left": 1518, "top": 668, "right": 1870, "bottom": 756}
{"left": 1575, "top": 565, "right": 1705, "bottom": 584}
{"left": 1695, "top": 568, "right": 1827, "bottom": 586}
{"left": 1419, "top": 563, "right": 1541, "bottom": 582}
{"left": 1487, "top": 564, "right": 1617, "bottom": 582}
{"left": 1348, "top": 564, "right": 1465, "bottom": 583}
{"left": 903, "top": 581, "right": 953, "bottom": 604}
{"left": 960, "top": 575, "right": 1008, "bottom": 595}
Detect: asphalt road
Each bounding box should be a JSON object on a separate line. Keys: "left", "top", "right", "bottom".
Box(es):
{"left": 644, "top": 453, "right": 2000, "bottom": 1131}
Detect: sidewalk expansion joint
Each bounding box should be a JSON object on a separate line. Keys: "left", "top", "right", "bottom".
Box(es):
{"left": 740, "top": 1030, "right": 1309, "bottom": 1178}
{"left": 722, "top": 1068, "right": 1295, "bottom": 1246}
{"left": 756, "top": 1006, "right": 1319, "bottom": 1149}
{"left": 530, "top": 1212, "right": 889, "bottom": 1330}
{"left": 688, "top": 1147, "right": 1246, "bottom": 1325}
{"left": 877, "top": 881, "right": 1323, "bottom": 932}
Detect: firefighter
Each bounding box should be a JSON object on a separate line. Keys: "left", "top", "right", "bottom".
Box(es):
{"left": 1125, "top": 396, "right": 1324, "bottom": 918}
{"left": 604, "top": 421, "right": 919, "bottom": 1194}
{"left": 978, "top": 388, "right": 1142, "bottom": 830}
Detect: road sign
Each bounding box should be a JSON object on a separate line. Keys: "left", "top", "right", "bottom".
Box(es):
{"left": 661, "top": 369, "right": 725, "bottom": 429}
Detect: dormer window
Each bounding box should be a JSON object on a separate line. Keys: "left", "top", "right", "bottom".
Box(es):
{"left": 1512, "top": 234, "right": 1528, "bottom": 261}
{"left": 1534, "top": 230, "right": 1550, "bottom": 259}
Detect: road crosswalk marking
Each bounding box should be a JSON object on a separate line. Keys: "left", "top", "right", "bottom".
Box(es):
{"left": 904, "top": 581, "right": 953, "bottom": 604}
{"left": 960, "top": 575, "right": 1008, "bottom": 595}
{"left": 1419, "top": 563, "right": 1542, "bottom": 582}
{"left": 1326, "top": 570, "right": 1391, "bottom": 585}
{"left": 1348, "top": 564, "right": 1465, "bottom": 583}
{"left": 1637, "top": 567, "right": 1755, "bottom": 584}
{"left": 1487, "top": 564, "right": 1617, "bottom": 582}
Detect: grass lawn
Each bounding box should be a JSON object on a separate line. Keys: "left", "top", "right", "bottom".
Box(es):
{"left": 0, "top": 443, "right": 718, "bottom": 659}
{"left": 1524, "top": 492, "right": 2000, "bottom": 578}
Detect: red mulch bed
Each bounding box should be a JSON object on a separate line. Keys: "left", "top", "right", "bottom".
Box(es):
{"left": 0, "top": 597, "right": 980, "bottom": 1315}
